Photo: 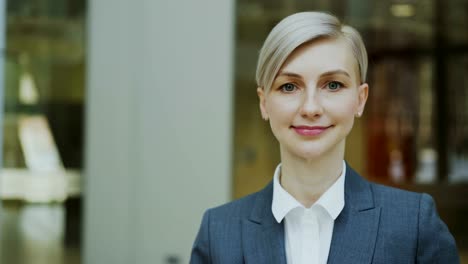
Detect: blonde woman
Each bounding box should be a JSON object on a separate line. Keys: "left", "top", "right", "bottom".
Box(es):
{"left": 190, "top": 12, "right": 458, "bottom": 264}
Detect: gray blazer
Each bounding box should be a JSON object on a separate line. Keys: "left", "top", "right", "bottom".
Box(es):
{"left": 190, "top": 165, "right": 459, "bottom": 263}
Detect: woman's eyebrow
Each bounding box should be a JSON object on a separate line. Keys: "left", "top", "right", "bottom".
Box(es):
{"left": 276, "top": 71, "right": 302, "bottom": 78}
{"left": 320, "top": 69, "right": 351, "bottom": 78}
{"left": 277, "top": 69, "right": 351, "bottom": 79}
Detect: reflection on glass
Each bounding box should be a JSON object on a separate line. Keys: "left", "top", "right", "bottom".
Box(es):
{"left": 367, "top": 58, "right": 432, "bottom": 183}
{"left": 18, "top": 53, "right": 39, "bottom": 105}
{"left": 18, "top": 115, "right": 63, "bottom": 172}
{"left": 349, "top": 0, "right": 434, "bottom": 52}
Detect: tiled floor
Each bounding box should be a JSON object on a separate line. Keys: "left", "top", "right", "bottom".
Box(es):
{"left": 1, "top": 202, "right": 80, "bottom": 264}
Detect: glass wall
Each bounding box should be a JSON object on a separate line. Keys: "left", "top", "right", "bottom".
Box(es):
{"left": 1, "top": 0, "right": 85, "bottom": 263}
{"left": 233, "top": 0, "right": 468, "bottom": 258}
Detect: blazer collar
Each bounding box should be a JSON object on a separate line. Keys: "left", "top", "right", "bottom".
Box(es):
{"left": 249, "top": 181, "right": 277, "bottom": 225}
{"left": 242, "top": 181, "right": 287, "bottom": 264}
{"left": 249, "top": 161, "right": 375, "bottom": 223}
{"left": 327, "top": 163, "right": 381, "bottom": 264}
{"left": 342, "top": 162, "right": 375, "bottom": 210}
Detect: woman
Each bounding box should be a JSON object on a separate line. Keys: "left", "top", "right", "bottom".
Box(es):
{"left": 190, "top": 11, "right": 459, "bottom": 264}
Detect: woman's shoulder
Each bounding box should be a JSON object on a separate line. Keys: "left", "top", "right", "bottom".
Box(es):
{"left": 365, "top": 180, "right": 444, "bottom": 220}
{"left": 370, "top": 181, "right": 421, "bottom": 197}
{"left": 347, "top": 165, "right": 424, "bottom": 209}
{"left": 206, "top": 181, "right": 273, "bottom": 220}
{"left": 368, "top": 180, "right": 424, "bottom": 208}
{"left": 367, "top": 180, "right": 458, "bottom": 262}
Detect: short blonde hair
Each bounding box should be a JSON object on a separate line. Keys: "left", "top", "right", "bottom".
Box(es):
{"left": 256, "top": 12, "right": 368, "bottom": 92}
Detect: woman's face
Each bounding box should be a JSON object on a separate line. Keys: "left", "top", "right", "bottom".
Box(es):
{"left": 257, "top": 38, "right": 368, "bottom": 162}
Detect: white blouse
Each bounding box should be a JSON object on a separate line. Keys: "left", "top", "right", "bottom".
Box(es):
{"left": 272, "top": 161, "right": 346, "bottom": 264}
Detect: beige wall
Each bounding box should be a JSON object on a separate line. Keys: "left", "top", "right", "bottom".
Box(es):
{"left": 84, "top": 1, "right": 234, "bottom": 263}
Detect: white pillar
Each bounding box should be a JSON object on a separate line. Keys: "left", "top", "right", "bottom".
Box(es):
{"left": 84, "top": 1, "right": 234, "bottom": 263}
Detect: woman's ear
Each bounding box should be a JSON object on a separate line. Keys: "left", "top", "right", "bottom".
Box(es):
{"left": 357, "top": 83, "right": 369, "bottom": 116}
{"left": 257, "top": 87, "right": 269, "bottom": 121}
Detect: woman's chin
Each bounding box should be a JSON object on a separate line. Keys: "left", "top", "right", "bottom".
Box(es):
{"left": 281, "top": 140, "right": 345, "bottom": 162}
{"left": 285, "top": 148, "right": 327, "bottom": 162}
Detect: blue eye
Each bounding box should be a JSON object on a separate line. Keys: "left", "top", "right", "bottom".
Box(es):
{"left": 327, "top": 81, "right": 342, "bottom": 90}
{"left": 281, "top": 83, "right": 296, "bottom": 92}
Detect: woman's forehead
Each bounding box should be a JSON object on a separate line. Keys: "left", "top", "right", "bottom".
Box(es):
{"left": 280, "top": 38, "right": 359, "bottom": 80}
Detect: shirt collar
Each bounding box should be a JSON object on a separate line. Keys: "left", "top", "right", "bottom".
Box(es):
{"left": 271, "top": 161, "right": 346, "bottom": 223}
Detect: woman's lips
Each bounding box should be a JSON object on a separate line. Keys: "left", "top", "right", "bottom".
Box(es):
{"left": 292, "top": 125, "right": 331, "bottom": 136}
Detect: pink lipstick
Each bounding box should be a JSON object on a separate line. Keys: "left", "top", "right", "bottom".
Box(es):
{"left": 292, "top": 125, "right": 331, "bottom": 136}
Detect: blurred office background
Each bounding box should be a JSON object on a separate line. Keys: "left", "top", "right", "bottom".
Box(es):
{"left": 0, "top": 0, "right": 467, "bottom": 263}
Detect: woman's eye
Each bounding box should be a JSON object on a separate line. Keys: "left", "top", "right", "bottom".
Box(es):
{"left": 281, "top": 83, "right": 296, "bottom": 92}
{"left": 327, "top": 81, "right": 342, "bottom": 90}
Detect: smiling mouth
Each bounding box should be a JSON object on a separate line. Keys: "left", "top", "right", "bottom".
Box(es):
{"left": 291, "top": 125, "right": 332, "bottom": 136}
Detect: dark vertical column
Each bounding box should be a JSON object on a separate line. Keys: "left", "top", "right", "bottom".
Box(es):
{"left": 434, "top": 0, "right": 448, "bottom": 182}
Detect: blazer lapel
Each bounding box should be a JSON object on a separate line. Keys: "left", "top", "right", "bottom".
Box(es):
{"left": 328, "top": 165, "right": 381, "bottom": 264}
{"left": 242, "top": 182, "right": 287, "bottom": 264}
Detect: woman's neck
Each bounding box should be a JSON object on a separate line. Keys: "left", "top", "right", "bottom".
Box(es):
{"left": 279, "top": 145, "right": 345, "bottom": 208}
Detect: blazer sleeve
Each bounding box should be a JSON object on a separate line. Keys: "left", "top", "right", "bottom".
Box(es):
{"left": 190, "top": 209, "right": 212, "bottom": 264}
{"left": 417, "top": 193, "right": 459, "bottom": 263}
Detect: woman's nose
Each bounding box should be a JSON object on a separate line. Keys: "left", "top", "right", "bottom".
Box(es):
{"left": 299, "top": 90, "right": 323, "bottom": 118}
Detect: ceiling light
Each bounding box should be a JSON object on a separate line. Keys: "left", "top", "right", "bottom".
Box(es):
{"left": 390, "top": 4, "right": 415, "bottom": 18}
